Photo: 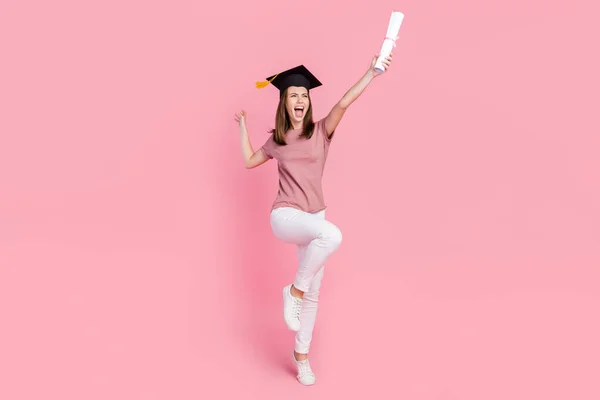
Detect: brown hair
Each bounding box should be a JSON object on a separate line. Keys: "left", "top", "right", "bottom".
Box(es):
{"left": 269, "top": 88, "right": 315, "bottom": 145}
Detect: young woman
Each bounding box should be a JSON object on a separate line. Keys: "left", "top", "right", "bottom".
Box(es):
{"left": 235, "top": 53, "right": 393, "bottom": 385}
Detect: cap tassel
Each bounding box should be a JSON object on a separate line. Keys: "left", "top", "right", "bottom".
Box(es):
{"left": 255, "top": 73, "right": 279, "bottom": 89}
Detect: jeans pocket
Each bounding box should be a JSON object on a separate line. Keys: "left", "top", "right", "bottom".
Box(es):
{"left": 270, "top": 207, "right": 301, "bottom": 236}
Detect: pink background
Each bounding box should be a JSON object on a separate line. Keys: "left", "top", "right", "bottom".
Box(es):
{"left": 1, "top": 0, "right": 599, "bottom": 398}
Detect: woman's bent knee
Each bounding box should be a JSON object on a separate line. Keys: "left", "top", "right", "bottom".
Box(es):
{"left": 322, "top": 224, "right": 342, "bottom": 250}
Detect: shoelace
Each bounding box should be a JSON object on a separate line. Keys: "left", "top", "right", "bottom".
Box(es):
{"left": 297, "top": 360, "right": 313, "bottom": 378}
{"left": 292, "top": 297, "right": 302, "bottom": 319}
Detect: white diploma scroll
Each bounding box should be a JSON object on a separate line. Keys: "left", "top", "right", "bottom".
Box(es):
{"left": 374, "top": 11, "right": 404, "bottom": 73}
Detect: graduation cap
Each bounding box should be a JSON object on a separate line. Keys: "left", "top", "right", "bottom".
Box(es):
{"left": 256, "top": 64, "right": 322, "bottom": 94}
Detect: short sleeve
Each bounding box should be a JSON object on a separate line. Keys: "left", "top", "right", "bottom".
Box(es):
{"left": 317, "top": 118, "right": 334, "bottom": 146}
{"left": 260, "top": 134, "right": 275, "bottom": 159}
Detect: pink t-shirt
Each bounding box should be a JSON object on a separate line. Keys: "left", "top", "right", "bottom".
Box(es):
{"left": 260, "top": 118, "right": 333, "bottom": 213}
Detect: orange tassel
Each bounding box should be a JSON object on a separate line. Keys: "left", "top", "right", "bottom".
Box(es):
{"left": 255, "top": 73, "right": 279, "bottom": 89}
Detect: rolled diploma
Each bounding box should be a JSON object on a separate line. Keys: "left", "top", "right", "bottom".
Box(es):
{"left": 374, "top": 11, "right": 404, "bottom": 73}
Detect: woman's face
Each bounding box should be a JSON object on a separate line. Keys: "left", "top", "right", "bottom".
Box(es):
{"left": 285, "top": 86, "right": 310, "bottom": 126}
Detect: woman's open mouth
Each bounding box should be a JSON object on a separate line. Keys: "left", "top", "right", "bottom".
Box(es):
{"left": 294, "top": 106, "right": 304, "bottom": 118}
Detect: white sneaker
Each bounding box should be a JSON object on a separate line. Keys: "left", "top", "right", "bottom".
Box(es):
{"left": 282, "top": 284, "right": 302, "bottom": 332}
{"left": 293, "top": 353, "right": 316, "bottom": 386}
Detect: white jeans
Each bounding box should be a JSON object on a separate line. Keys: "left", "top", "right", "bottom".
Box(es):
{"left": 269, "top": 207, "right": 343, "bottom": 354}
